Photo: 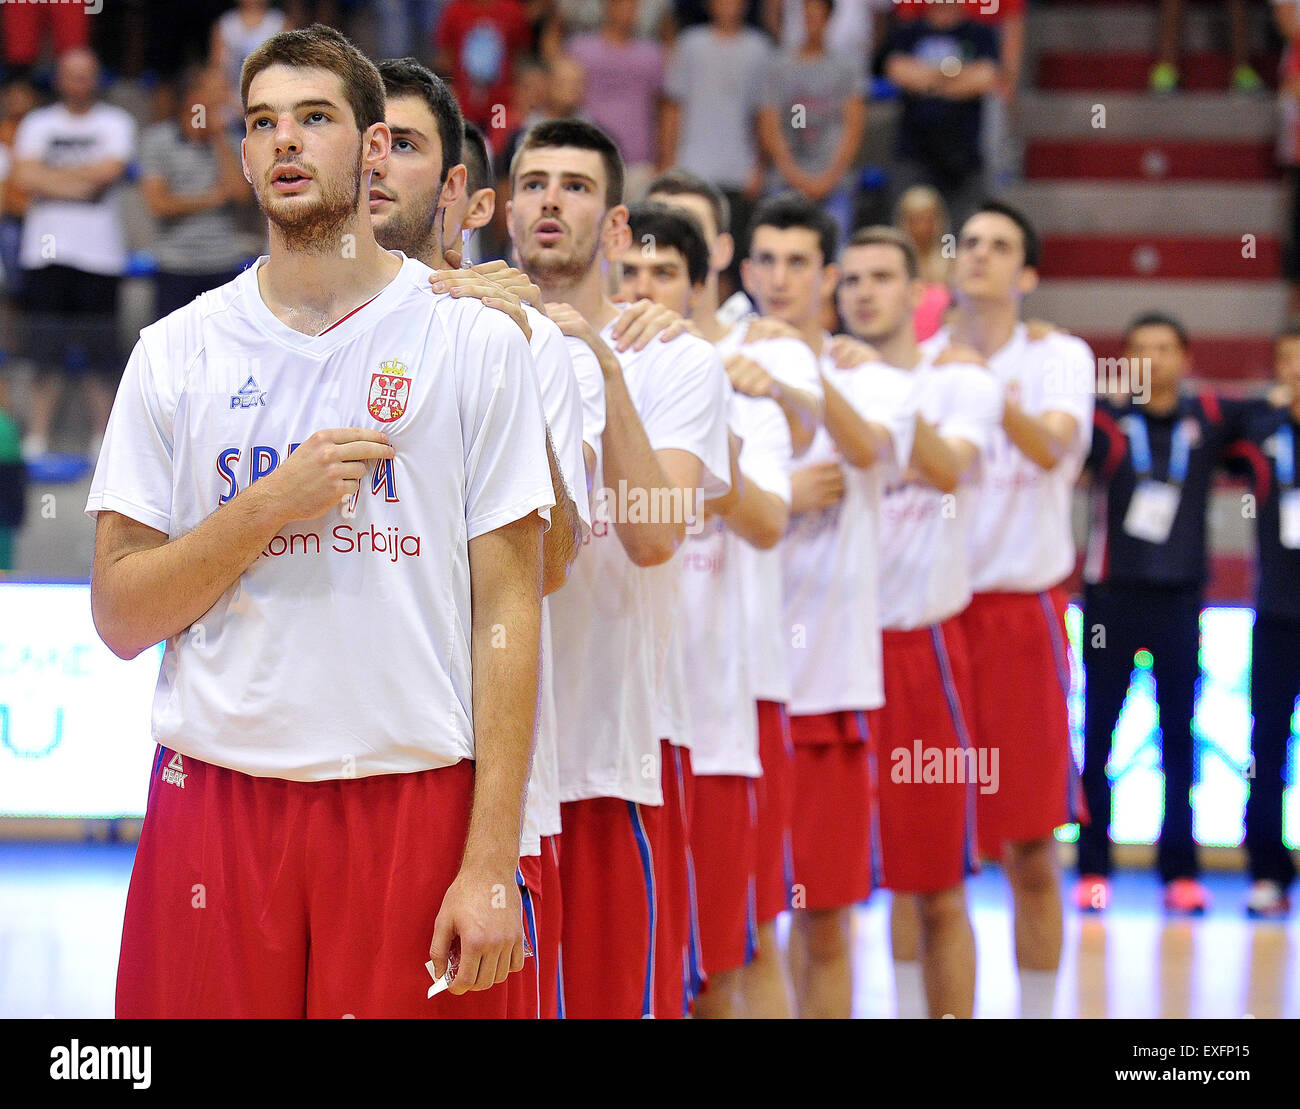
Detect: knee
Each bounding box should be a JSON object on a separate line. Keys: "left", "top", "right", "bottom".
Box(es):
{"left": 917, "top": 885, "right": 969, "bottom": 931}
{"left": 1004, "top": 839, "right": 1059, "bottom": 894}
{"left": 795, "top": 908, "right": 850, "bottom": 963}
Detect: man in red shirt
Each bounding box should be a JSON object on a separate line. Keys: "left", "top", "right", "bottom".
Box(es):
{"left": 435, "top": 0, "right": 531, "bottom": 150}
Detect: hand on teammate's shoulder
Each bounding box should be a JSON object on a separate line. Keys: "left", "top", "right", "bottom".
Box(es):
{"left": 827, "top": 334, "right": 882, "bottom": 370}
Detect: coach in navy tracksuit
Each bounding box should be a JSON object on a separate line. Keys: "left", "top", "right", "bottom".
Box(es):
{"left": 1224, "top": 325, "right": 1300, "bottom": 919}
{"left": 1076, "top": 312, "right": 1246, "bottom": 914}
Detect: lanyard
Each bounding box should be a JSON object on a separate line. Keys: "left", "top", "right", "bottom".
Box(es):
{"left": 1124, "top": 409, "right": 1191, "bottom": 485}
{"left": 1278, "top": 423, "right": 1296, "bottom": 489}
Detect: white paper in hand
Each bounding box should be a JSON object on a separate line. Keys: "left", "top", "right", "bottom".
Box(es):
{"left": 426, "top": 959, "right": 456, "bottom": 999}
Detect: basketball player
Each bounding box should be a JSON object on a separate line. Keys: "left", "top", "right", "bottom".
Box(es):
{"left": 646, "top": 170, "right": 822, "bottom": 1019}
{"left": 924, "top": 199, "right": 1095, "bottom": 1018}
{"left": 647, "top": 169, "right": 823, "bottom": 456}
{"left": 741, "top": 193, "right": 916, "bottom": 1019}
{"left": 507, "top": 119, "right": 731, "bottom": 1018}
{"left": 89, "top": 26, "right": 553, "bottom": 1017}
{"left": 837, "top": 226, "right": 1002, "bottom": 1019}
{"left": 367, "top": 59, "right": 595, "bottom": 1021}
{"left": 620, "top": 201, "right": 794, "bottom": 1018}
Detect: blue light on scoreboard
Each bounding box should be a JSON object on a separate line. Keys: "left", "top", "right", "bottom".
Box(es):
{"left": 0, "top": 584, "right": 1296, "bottom": 846}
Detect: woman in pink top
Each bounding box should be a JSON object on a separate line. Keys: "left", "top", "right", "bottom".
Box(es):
{"left": 896, "top": 185, "right": 952, "bottom": 341}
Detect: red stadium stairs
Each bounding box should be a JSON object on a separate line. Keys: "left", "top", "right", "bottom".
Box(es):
{"left": 1016, "top": 0, "right": 1283, "bottom": 602}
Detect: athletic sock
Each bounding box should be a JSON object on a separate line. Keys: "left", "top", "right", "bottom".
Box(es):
{"left": 893, "top": 959, "right": 927, "bottom": 1019}
{"left": 1017, "top": 967, "right": 1058, "bottom": 1019}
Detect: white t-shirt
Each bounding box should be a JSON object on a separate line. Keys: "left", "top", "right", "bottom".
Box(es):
{"left": 549, "top": 324, "right": 730, "bottom": 804}
{"left": 521, "top": 305, "right": 595, "bottom": 856}
{"left": 681, "top": 390, "right": 790, "bottom": 776}
{"left": 85, "top": 255, "right": 554, "bottom": 781}
{"left": 782, "top": 351, "right": 916, "bottom": 716}
{"left": 217, "top": 7, "right": 288, "bottom": 96}
{"left": 712, "top": 329, "right": 800, "bottom": 703}
{"left": 878, "top": 357, "right": 1002, "bottom": 631}
{"left": 15, "top": 102, "right": 136, "bottom": 276}
{"left": 923, "top": 324, "right": 1095, "bottom": 595}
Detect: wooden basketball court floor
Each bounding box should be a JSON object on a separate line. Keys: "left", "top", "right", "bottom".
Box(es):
{"left": 2, "top": 842, "right": 1296, "bottom": 1018}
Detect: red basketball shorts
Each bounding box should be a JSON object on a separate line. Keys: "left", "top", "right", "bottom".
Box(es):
{"left": 507, "top": 852, "right": 543, "bottom": 1019}
{"left": 540, "top": 834, "right": 562, "bottom": 1020}
{"left": 116, "top": 748, "right": 523, "bottom": 1018}
{"left": 557, "top": 795, "right": 657, "bottom": 1018}
{"left": 648, "top": 740, "right": 700, "bottom": 1018}
{"left": 873, "top": 619, "right": 981, "bottom": 893}
{"left": 788, "top": 710, "right": 874, "bottom": 912}
{"left": 754, "top": 699, "right": 794, "bottom": 923}
{"left": 958, "top": 586, "right": 1087, "bottom": 858}
{"left": 690, "top": 774, "right": 758, "bottom": 975}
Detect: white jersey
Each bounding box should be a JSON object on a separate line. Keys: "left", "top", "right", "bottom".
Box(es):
{"left": 549, "top": 323, "right": 730, "bottom": 804}
{"left": 714, "top": 324, "right": 824, "bottom": 404}
{"left": 712, "top": 328, "right": 799, "bottom": 703}
{"left": 521, "top": 305, "right": 597, "bottom": 856}
{"left": 923, "top": 324, "right": 1095, "bottom": 594}
{"left": 878, "top": 357, "right": 1002, "bottom": 631}
{"left": 86, "top": 255, "right": 554, "bottom": 780}
{"left": 680, "top": 391, "right": 790, "bottom": 776}
{"left": 782, "top": 351, "right": 916, "bottom": 716}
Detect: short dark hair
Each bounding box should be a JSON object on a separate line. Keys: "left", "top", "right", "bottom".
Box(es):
{"left": 846, "top": 225, "right": 919, "bottom": 280}
{"left": 1277, "top": 319, "right": 1300, "bottom": 343}
{"left": 646, "top": 168, "right": 730, "bottom": 237}
{"left": 965, "top": 199, "right": 1041, "bottom": 269}
{"left": 242, "top": 24, "right": 385, "bottom": 135}
{"left": 746, "top": 191, "right": 838, "bottom": 266}
{"left": 461, "top": 121, "right": 493, "bottom": 194}
{"left": 626, "top": 202, "right": 710, "bottom": 286}
{"left": 509, "top": 117, "right": 624, "bottom": 208}
{"left": 378, "top": 57, "right": 463, "bottom": 184}
{"left": 1126, "top": 311, "right": 1190, "bottom": 349}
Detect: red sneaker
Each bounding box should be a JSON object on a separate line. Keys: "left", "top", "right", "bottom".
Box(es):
{"left": 1163, "top": 878, "right": 1210, "bottom": 915}
{"left": 1074, "top": 875, "right": 1110, "bottom": 912}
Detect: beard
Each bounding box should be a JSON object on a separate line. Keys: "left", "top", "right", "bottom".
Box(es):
{"left": 514, "top": 220, "right": 600, "bottom": 285}
{"left": 256, "top": 143, "right": 363, "bottom": 254}
{"left": 372, "top": 190, "right": 441, "bottom": 262}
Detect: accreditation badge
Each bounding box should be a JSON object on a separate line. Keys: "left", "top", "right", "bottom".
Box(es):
{"left": 1123, "top": 480, "right": 1181, "bottom": 544}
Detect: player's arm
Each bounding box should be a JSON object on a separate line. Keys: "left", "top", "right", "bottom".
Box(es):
{"left": 820, "top": 372, "right": 889, "bottom": 469}
{"left": 548, "top": 302, "right": 683, "bottom": 565}
{"left": 433, "top": 510, "right": 543, "bottom": 993}
{"left": 908, "top": 416, "right": 962, "bottom": 494}
{"left": 725, "top": 353, "right": 819, "bottom": 456}
{"left": 789, "top": 459, "right": 845, "bottom": 515}
{"left": 91, "top": 428, "right": 394, "bottom": 659}
{"left": 711, "top": 439, "right": 788, "bottom": 549}
{"left": 1002, "top": 401, "right": 1078, "bottom": 472}
{"left": 541, "top": 425, "right": 582, "bottom": 595}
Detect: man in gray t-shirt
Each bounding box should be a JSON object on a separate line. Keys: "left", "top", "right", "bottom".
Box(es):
{"left": 139, "top": 67, "right": 251, "bottom": 320}
{"left": 663, "top": 0, "right": 772, "bottom": 192}
{"left": 758, "top": 0, "right": 867, "bottom": 238}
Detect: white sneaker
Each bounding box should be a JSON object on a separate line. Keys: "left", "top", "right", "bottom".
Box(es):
{"left": 1246, "top": 880, "right": 1290, "bottom": 919}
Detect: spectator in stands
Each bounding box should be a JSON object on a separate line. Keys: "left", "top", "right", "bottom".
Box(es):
{"left": 1223, "top": 323, "right": 1300, "bottom": 918}
{"left": 435, "top": 0, "right": 532, "bottom": 152}
{"left": 2, "top": 1, "right": 89, "bottom": 76}
{"left": 11, "top": 48, "right": 135, "bottom": 462}
{"left": 567, "top": 0, "right": 667, "bottom": 201}
{"left": 662, "top": 0, "right": 774, "bottom": 289}
{"left": 894, "top": 184, "right": 950, "bottom": 341}
{"left": 376, "top": 1, "right": 445, "bottom": 61}
{"left": 140, "top": 66, "right": 252, "bottom": 320}
{"left": 0, "top": 378, "right": 23, "bottom": 572}
{"left": 1151, "top": 0, "right": 1262, "bottom": 94}
{"left": 211, "top": 0, "right": 287, "bottom": 109}
{"left": 777, "top": 0, "right": 890, "bottom": 83}
{"left": 878, "top": 4, "right": 998, "bottom": 233}
{"left": 892, "top": 0, "right": 1026, "bottom": 189}
{"left": 0, "top": 77, "right": 38, "bottom": 300}
{"left": 758, "top": 0, "right": 867, "bottom": 241}
{"left": 1076, "top": 312, "right": 1248, "bottom": 917}
{"left": 558, "top": 0, "right": 671, "bottom": 41}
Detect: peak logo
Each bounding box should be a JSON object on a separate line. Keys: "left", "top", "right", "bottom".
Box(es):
{"left": 230, "top": 376, "right": 267, "bottom": 409}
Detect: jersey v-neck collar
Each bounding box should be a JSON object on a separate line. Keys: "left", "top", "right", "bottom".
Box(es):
{"left": 239, "top": 252, "right": 413, "bottom": 356}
